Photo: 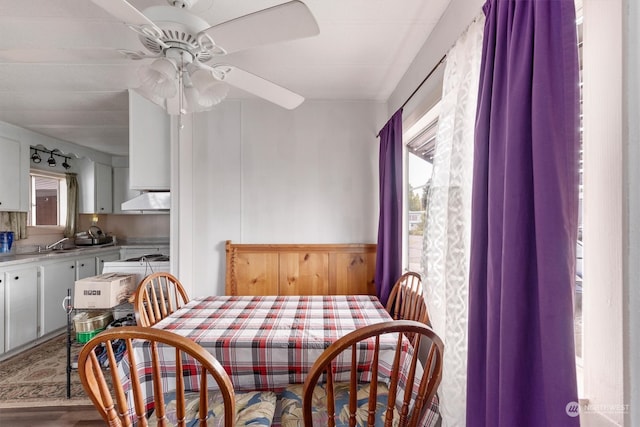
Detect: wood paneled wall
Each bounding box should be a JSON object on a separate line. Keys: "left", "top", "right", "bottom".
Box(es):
{"left": 225, "top": 241, "right": 377, "bottom": 296}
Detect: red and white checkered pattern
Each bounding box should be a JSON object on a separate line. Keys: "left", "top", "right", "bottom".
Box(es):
{"left": 118, "top": 295, "right": 439, "bottom": 426}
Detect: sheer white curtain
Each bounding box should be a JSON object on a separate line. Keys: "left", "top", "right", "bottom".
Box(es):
{"left": 422, "top": 15, "right": 484, "bottom": 427}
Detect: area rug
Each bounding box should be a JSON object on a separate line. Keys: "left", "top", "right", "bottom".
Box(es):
{"left": 0, "top": 333, "right": 92, "bottom": 408}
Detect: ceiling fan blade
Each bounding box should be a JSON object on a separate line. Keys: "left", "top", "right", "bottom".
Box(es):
{"left": 215, "top": 65, "right": 304, "bottom": 110}
{"left": 201, "top": 1, "right": 319, "bottom": 54}
{"left": 91, "top": 0, "right": 163, "bottom": 37}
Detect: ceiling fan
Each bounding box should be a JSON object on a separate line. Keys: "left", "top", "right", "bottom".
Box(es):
{"left": 91, "top": 0, "right": 319, "bottom": 114}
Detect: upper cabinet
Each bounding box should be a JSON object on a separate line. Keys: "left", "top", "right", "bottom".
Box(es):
{"left": 78, "top": 159, "right": 113, "bottom": 214}
{"left": 112, "top": 166, "right": 142, "bottom": 214}
{"left": 128, "top": 90, "right": 170, "bottom": 191}
{"left": 0, "top": 135, "right": 28, "bottom": 211}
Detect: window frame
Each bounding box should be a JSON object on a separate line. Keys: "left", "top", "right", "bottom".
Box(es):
{"left": 28, "top": 170, "right": 67, "bottom": 228}
{"left": 402, "top": 101, "right": 440, "bottom": 272}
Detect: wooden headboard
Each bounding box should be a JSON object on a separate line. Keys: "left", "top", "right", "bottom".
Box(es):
{"left": 225, "top": 240, "right": 377, "bottom": 296}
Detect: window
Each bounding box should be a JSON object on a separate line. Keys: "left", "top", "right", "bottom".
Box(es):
{"left": 29, "top": 171, "right": 67, "bottom": 227}
{"left": 574, "top": 0, "right": 584, "bottom": 370}
{"left": 403, "top": 102, "right": 439, "bottom": 271}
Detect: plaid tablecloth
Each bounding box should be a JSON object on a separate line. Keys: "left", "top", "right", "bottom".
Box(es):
{"left": 120, "top": 295, "right": 439, "bottom": 425}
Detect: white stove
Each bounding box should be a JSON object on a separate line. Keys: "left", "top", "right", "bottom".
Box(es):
{"left": 102, "top": 254, "right": 171, "bottom": 285}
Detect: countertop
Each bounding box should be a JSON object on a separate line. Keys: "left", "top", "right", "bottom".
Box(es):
{"left": 0, "top": 244, "right": 121, "bottom": 267}
{"left": 0, "top": 238, "right": 170, "bottom": 267}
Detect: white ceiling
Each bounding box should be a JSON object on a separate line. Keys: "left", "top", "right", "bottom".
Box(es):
{"left": 0, "top": 0, "right": 451, "bottom": 156}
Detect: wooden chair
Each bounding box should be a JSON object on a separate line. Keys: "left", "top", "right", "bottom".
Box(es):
{"left": 78, "top": 326, "right": 277, "bottom": 427}
{"left": 386, "top": 271, "right": 431, "bottom": 326}
{"left": 134, "top": 272, "right": 190, "bottom": 327}
{"left": 280, "top": 320, "right": 444, "bottom": 427}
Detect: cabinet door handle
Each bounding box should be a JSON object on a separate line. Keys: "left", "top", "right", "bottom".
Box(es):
{"left": 14, "top": 276, "right": 19, "bottom": 280}
{"left": 80, "top": 263, "right": 85, "bottom": 267}
{"left": 71, "top": 265, "right": 75, "bottom": 269}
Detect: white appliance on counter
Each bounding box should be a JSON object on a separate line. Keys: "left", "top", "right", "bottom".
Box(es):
{"left": 102, "top": 254, "right": 171, "bottom": 286}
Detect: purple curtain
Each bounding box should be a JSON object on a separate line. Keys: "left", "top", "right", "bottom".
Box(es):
{"left": 466, "top": 1, "right": 580, "bottom": 426}
{"left": 375, "top": 109, "right": 403, "bottom": 306}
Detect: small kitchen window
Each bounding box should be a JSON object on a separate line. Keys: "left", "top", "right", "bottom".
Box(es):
{"left": 29, "top": 171, "right": 67, "bottom": 227}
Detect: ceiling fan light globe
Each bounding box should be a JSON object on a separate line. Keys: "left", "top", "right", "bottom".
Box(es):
{"left": 197, "top": 82, "right": 229, "bottom": 108}
{"left": 184, "top": 83, "right": 227, "bottom": 111}
{"left": 189, "top": 68, "right": 216, "bottom": 88}
{"left": 183, "top": 87, "right": 207, "bottom": 112}
{"left": 139, "top": 58, "right": 179, "bottom": 98}
{"left": 186, "top": 68, "right": 228, "bottom": 108}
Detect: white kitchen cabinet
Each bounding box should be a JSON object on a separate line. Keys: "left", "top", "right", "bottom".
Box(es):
{"left": 4, "top": 266, "right": 38, "bottom": 351}
{"left": 96, "top": 250, "right": 122, "bottom": 273}
{"left": 75, "top": 256, "right": 97, "bottom": 280}
{"left": 79, "top": 159, "right": 113, "bottom": 214}
{"left": 0, "top": 248, "right": 125, "bottom": 355}
{"left": 112, "top": 166, "right": 142, "bottom": 214}
{"left": 128, "top": 90, "right": 170, "bottom": 191}
{"left": 40, "top": 259, "right": 75, "bottom": 336}
{"left": 0, "top": 135, "right": 28, "bottom": 211}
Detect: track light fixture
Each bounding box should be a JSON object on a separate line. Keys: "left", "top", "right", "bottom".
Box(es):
{"left": 31, "top": 149, "right": 42, "bottom": 163}
{"left": 31, "top": 147, "right": 72, "bottom": 170}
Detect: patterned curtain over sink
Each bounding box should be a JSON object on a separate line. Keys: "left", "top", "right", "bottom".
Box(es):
{"left": 0, "top": 211, "right": 27, "bottom": 240}
{"left": 64, "top": 173, "right": 79, "bottom": 238}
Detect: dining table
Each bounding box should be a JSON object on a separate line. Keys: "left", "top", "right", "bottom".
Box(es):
{"left": 118, "top": 294, "right": 440, "bottom": 426}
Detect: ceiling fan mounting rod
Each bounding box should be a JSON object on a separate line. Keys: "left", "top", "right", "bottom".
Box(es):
{"left": 168, "top": 0, "right": 200, "bottom": 9}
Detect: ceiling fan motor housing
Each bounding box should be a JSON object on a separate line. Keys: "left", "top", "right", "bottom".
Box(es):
{"left": 141, "top": 6, "right": 214, "bottom": 62}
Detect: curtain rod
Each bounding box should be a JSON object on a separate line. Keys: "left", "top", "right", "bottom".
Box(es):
{"left": 399, "top": 54, "right": 447, "bottom": 111}
{"left": 377, "top": 54, "right": 447, "bottom": 138}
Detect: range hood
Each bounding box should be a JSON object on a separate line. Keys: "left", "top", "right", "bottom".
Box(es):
{"left": 121, "top": 192, "right": 170, "bottom": 211}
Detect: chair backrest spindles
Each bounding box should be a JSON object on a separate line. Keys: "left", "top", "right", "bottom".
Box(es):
{"left": 78, "top": 326, "right": 237, "bottom": 427}
{"left": 386, "top": 272, "right": 430, "bottom": 327}
{"left": 302, "top": 321, "right": 444, "bottom": 427}
{"left": 134, "top": 273, "right": 190, "bottom": 327}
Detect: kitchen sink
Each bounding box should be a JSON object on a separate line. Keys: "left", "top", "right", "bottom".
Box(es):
{"left": 15, "top": 247, "right": 83, "bottom": 257}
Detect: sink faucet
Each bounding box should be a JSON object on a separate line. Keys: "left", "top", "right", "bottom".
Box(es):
{"left": 45, "top": 237, "right": 69, "bottom": 250}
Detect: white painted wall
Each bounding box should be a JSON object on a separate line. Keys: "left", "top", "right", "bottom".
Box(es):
{"left": 581, "top": 0, "right": 627, "bottom": 425}
{"left": 624, "top": 0, "right": 640, "bottom": 425}
{"left": 176, "top": 99, "right": 385, "bottom": 297}
{"left": 386, "top": 0, "right": 484, "bottom": 125}
{"left": 622, "top": 0, "right": 640, "bottom": 426}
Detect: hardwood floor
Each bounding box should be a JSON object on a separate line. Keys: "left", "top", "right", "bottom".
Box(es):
{"left": 0, "top": 405, "right": 104, "bottom": 426}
